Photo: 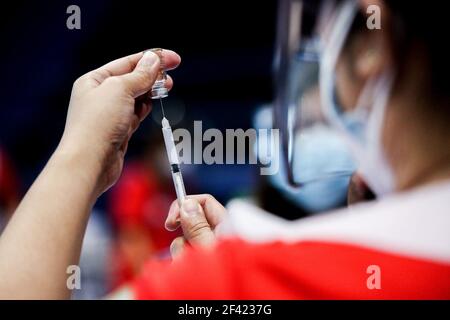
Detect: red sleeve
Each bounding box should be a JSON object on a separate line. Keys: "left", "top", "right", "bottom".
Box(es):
{"left": 0, "top": 149, "right": 19, "bottom": 208}
{"left": 131, "top": 239, "right": 450, "bottom": 299}
{"left": 132, "top": 241, "right": 239, "bottom": 299}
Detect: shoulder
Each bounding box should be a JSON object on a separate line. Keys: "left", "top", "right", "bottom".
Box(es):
{"left": 132, "top": 236, "right": 450, "bottom": 299}
{"left": 221, "top": 181, "right": 450, "bottom": 265}
{"left": 131, "top": 181, "right": 450, "bottom": 299}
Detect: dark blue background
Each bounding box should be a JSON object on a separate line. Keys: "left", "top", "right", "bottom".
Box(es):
{"left": 0, "top": 0, "right": 277, "bottom": 204}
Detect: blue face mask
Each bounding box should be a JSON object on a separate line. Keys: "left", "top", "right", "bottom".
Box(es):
{"left": 254, "top": 105, "right": 355, "bottom": 214}
{"left": 269, "top": 124, "right": 355, "bottom": 213}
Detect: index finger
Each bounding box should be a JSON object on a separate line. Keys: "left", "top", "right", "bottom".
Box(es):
{"left": 87, "top": 49, "right": 181, "bottom": 85}
{"left": 165, "top": 194, "right": 227, "bottom": 231}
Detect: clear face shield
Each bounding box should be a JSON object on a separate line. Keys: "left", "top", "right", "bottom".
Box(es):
{"left": 273, "top": 0, "right": 395, "bottom": 197}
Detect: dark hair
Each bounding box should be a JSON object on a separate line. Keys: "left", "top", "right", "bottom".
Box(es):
{"left": 307, "top": 0, "right": 447, "bottom": 102}
{"left": 388, "top": 2, "right": 448, "bottom": 101}
{"left": 357, "top": 1, "right": 448, "bottom": 102}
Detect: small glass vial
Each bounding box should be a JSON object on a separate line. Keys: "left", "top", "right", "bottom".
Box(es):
{"left": 150, "top": 48, "right": 169, "bottom": 99}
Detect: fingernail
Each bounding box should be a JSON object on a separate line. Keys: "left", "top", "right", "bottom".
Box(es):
{"left": 181, "top": 199, "right": 199, "bottom": 217}
{"left": 140, "top": 51, "right": 159, "bottom": 67}
{"left": 164, "top": 219, "right": 171, "bottom": 231}
{"left": 165, "top": 218, "right": 180, "bottom": 231}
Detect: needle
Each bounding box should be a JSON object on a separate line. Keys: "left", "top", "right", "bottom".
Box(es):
{"left": 159, "top": 98, "right": 165, "bottom": 118}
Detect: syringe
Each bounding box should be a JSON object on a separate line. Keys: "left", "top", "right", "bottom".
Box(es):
{"left": 161, "top": 114, "right": 187, "bottom": 204}
{"left": 148, "top": 48, "right": 186, "bottom": 204}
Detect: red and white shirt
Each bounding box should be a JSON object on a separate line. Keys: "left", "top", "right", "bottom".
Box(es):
{"left": 131, "top": 181, "right": 450, "bottom": 299}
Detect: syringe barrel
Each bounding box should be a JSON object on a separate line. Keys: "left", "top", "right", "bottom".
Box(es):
{"left": 162, "top": 118, "right": 187, "bottom": 204}
{"left": 171, "top": 169, "right": 186, "bottom": 203}
{"left": 162, "top": 124, "right": 179, "bottom": 165}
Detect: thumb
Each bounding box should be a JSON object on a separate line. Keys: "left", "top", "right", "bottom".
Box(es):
{"left": 119, "top": 50, "right": 160, "bottom": 98}
{"left": 180, "top": 198, "right": 216, "bottom": 247}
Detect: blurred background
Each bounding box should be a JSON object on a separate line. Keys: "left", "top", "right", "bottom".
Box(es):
{"left": 0, "top": 0, "right": 278, "bottom": 298}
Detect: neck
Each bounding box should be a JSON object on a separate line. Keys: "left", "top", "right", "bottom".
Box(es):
{"left": 396, "top": 156, "right": 450, "bottom": 191}
{"left": 384, "top": 94, "right": 450, "bottom": 192}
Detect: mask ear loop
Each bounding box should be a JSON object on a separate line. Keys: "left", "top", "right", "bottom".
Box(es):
{"left": 360, "top": 71, "right": 396, "bottom": 196}
{"left": 319, "top": 0, "right": 362, "bottom": 160}
{"left": 319, "top": 0, "right": 396, "bottom": 196}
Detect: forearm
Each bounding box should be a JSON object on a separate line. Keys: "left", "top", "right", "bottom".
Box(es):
{"left": 0, "top": 49, "right": 179, "bottom": 299}
{"left": 0, "top": 147, "right": 101, "bottom": 299}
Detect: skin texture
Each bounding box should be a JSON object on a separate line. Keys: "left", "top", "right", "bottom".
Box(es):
{"left": 165, "top": 195, "right": 227, "bottom": 258}
{"left": 0, "top": 49, "right": 180, "bottom": 299}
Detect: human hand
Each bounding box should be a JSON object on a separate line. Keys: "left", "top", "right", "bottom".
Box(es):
{"left": 165, "top": 194, "right": 228, "bottom": 258}
{"left": 57, "top": 49, "right": 181, "bottom": 195}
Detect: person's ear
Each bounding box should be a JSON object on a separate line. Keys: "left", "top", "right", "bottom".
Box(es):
{"left": 354, "top": 44, "right": 384, "bottom": 80}
{"left": 355, "top": 0, "right": 392, "bottom": 80}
